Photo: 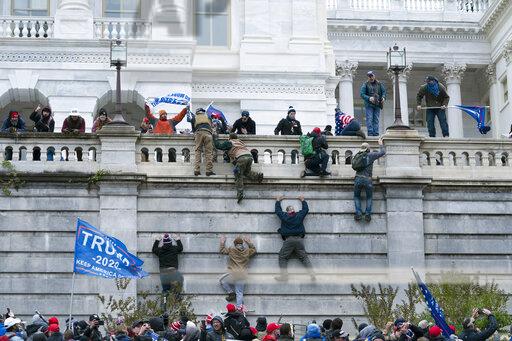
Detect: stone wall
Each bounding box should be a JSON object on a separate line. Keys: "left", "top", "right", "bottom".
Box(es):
{"left": 1, "top": 129, "right": 512, "bottom": 334}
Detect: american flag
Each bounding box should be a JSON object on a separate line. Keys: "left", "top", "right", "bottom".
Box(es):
{"left": 412, "top": 268, "right": 452, "bottom": 338}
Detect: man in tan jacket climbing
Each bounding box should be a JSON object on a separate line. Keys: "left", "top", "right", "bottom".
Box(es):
{"left": 219, "top": 235, "right": 257, "bottom": 309}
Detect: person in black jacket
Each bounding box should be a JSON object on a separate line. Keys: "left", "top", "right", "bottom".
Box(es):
{"left": 274, "top": 106, "right": 302, "bottom": 135}
{"left": 152, "top": 233, "right": 184, "bottom": 293}
{"left": 30, "top": 105, "right": 55, "bottom": 132}
{"left": 459, "top": 308, "right": 497, "bottom": 341}
{"left": 301, "top": 127, "right": 331, "bottom": 177}
{"left": 274, "top": 195, "right": 315, "bottom": 282}
{"left": 231, "top": 111, "right": 256, "bottom": 135}
{"left": 223, "top": 304, "right": 250, "bottom": 340}
{"left": 394, "top": 318, "right": 424, "bottom": 341}
{"left": 83, "top": 315, "right": 103, "bottom": 341}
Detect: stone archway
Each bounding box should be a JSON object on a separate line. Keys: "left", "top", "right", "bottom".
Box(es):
{"left": 94, "top": 90, "right": 146, "bottom": 129}
{"left": 0, "top": 88, "right": 50, "bottom": 130}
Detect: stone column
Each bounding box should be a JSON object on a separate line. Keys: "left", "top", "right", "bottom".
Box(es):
{"left": 54, "top": 0, "right": 94, "bottom": 39}
{"left": 335, "top": 60, "right": 358, "bottom": 116}
{"left": 486, "top": 64, "right": 500, "bottom": 139}
{"left": 442, "top": 63, "right": 467, "bottom": 138}
{"left": 326, "top": 76, "right": 341, "bottom": 125}
{"left": 388, "top": 64, "right": 413, "bottom": 126}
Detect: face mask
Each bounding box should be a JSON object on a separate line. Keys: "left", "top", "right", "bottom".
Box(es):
{"left": 235, "top": 244, "right": 245, "bottom": 251}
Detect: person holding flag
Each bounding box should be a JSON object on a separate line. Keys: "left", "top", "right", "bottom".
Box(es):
{"left": 144, "top": 101, "right": 188, "bottom": 135}
{"left": 416, "top": 76, "right": 450, "bottom": 137}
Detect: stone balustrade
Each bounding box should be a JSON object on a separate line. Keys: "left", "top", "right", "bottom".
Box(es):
{"left": 2, "top": 132, "right": 512, "bottom": 181}
{"left": 93, "top": 18, "right": 152, "bottom": 40}
{"left": 327, "top": 0, "right": 491, "bottom": 14}
{"left": 0, "top": 16, "right": 53, "bottom": 38}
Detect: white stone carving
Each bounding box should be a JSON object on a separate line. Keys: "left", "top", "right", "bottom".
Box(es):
{"left": 335, "top": 60, "right": 358, "bottom": 80}
{"left": 442, "top": 63, "right": 467, "bottom": 83}
{"left": 485, "top": 64, "right": 496, "bottom": 85}
{"left": 192, "top": 83, "right": 325, "bottom": 95}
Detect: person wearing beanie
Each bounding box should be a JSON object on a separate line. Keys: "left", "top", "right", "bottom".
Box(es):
{"left": 200, "top": 316, "right": 233, "bottom": 341}
{"left": 274, "top": 194, "right": 316, "bottom": 282}
{"left": 416, "top": 76, "right": 450, "bottom": 137}
{"left": 300, "top": 323, "right": 325, "bottom": 341}
{"left": 188, "top": 107, "right": 216, "bottom": 176}
{"left": 359, "top": 324, "right": 385, "bottom": 341}
{"left": 279, "top": 323, "right": 294, "bottom": 341}
{"left": 231, "top": 110, "right": 256, "bottom": 135}
{"left": 334, "top": 108, "right": 366, "bottom": 138}
{"left": 360, "top": 70, "right": 386, "bottom": 136}
{"left": 182, "top": 321, "right": 200, "bottom": 341}
{"left": 459, "top": 308, "right": 497, "bottom": 341}
{"left": 30, "top": 105, "right": 55, "bottom": 132}
{"left": 91, "top": 108, "right": 112, "bottom": 133}
{"left": 2, "top": 110, "right": 26, "bottom": 133}
{"left": 223, "top": 305, "right": 250, "bottom": 340}
{"left": 213, "top": 132, "right": 264, "bottom": 203}
{"left": 140, "top": 117, "right": 153, "bottom": 134}
{"left": 274, "top": 106, "right": 302, "bottom": 135}
{"left": 256, "top": 317, "right": 268, "bottom": 340}
{"left": 152, "top": 233, "right": 184, "bottom": 293}
{"left": 301, "top": 127, "right": 331, "bottom": 178}
{"left": 219, "top": 235, "right": 256, "bottom": 307}
{"left": 353, "top": 137, "right": 385, "bottom": 222}
{"left": 144, "top": 102, "right": 188, "bottom": 135}
{"left": 48, "top": 317, "right": 58, "bottom": 326}
{"left": 61, "top": 109, "right": 85, "bottom": 133}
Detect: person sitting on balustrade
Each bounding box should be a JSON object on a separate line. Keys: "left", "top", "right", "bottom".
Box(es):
{"left": 145, "top": 102, "right": 188, "bottom": 135}
{"left": 334, "top": 108, "right": 366, "bottom": 138}
{"left": 61, "top": 109, "right": 85, "bottom": 134}
{"left": 2, "top": 111, "right": 26, "bottom": 133}
{"left": 301, "top": 127, "right": 331, "bottom": 178}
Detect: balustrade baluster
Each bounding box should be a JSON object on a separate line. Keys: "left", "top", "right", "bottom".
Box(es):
{"left": 103, "top": 22, "right": 111, "bottom": 40}
{"left": 0, "top": 20, "right": 4, "bottom": 37}
{"left": 94, "top": 22, "right": 103, "bottom": 39}
{"left": 46, "top": 21, "right": 52, "bottom": 38}
{"left": 13, "top": 20, "right": 20, "bottom": 37}
{"left": 119, "top": 22, "right": 127, "bottom": 39}
{"left": 21, "top": 20, "right": 28, "bottom": 37}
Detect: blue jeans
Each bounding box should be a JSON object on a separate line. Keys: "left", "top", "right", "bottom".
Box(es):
{"left": 354, "top": 176, "right": 373, "bottom": 215}
{"left": 160, "top": 268, "right": 184, "bottom": 293}
{"left": 220, "top": 273, "right": 245, "bottom": 307}
{"left": 365, "top": 106, "right": 380, "bottom": 136}
{"left": 340, "top": 120, "right": 361, "bottom": 136}
{"left": 426, "top": 109, "right": 449, "bottom": 137}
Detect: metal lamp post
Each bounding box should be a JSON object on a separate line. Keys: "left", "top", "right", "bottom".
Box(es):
{"left": 109, "top": 39, "right": 129, "bottom": 125}
{"left": 386, "top": 44, "right": 410, "bottom": 130}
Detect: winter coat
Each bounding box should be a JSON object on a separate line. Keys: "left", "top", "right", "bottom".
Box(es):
{"left": 275, "top": 200, "right": 309, "bottom": 239}
{"left": 274, "top": 117, "right": 302, "bottom": 135}
{"left": 355, "top": 146, "right": 386, "bottom": 179}
{"left": 146, "top": 108, "right": 187, "bottom": 135}
{"left": 61, "top": 116, "right": 85, "bottom": 133}
{"left": 306, "top": 131, "right": 328, "bottom": 160}
{"left": 416, "top": 83, "right": 450, "bottom": 108}
{"left": 360, "top": 81, "right": 386, "bottom": 108}
{"left": 458, "top": 315, "right": 497, "bottom": 341}
{"left": 29, "top": 111, "right": 55, "bottom": 132}
{"left": 83, "top": 326, "right": 102, "bottom": 341}
{"left": 231, "top": 118, "right": 256, "bottom": 135}
{"left": 220, "top": 241, "right": 256, "bottom": 279}
{"left": 223, "top": 312, "right": 250, "bottom": 339}
{"left": 1, "top": 117, "right": 26, "bottom": 132}
{"left": 114, "top": 332, "right": 132, "bottom": 341}
{"left": 91, "top": 117, "right": 112, "bottom": 132}
{"left": 152, "top": 239, "right": 183, "bottom": 269}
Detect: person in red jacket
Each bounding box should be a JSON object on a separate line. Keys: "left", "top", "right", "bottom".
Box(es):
{"left": 145, "top": 103, "right": 188, "bottom": 135}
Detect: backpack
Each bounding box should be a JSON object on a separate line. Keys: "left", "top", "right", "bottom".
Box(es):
{"left": 299, "top": 135, "right": 314, "bottom": 158}
{"left": 225, "top": 314, "right": 250, "bottom": 339}
{"left": 351, "top": 150, "right": 369, "bottom": 171}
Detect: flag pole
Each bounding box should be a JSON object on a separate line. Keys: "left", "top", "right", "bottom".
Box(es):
{"left": 68, "top": 272, "right": 76, "bottom": 331}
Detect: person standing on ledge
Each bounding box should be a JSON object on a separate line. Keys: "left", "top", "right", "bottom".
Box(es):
{"left": 274, "top": 195, "right": 315, "bottom": 282}
{"left": 360, "top": 71, "right": 386, "bottom": 137}
{"left": 189, "top": 107, "right": 215, "bottom": 177}
{"left": 416, "top": 75, "right": 450, "bottom": 138}
{"left": 274, "top": 106, "right": 302, "bottom": 135}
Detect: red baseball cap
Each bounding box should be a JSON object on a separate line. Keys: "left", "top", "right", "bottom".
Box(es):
{"left": 226, "top": 304, "right": 236, "bottom": 313}
{"left": 10, "top": 111, "right": 19, "bottom": 119}
{"left": 312, "top": 127, "right": 321, "bottom": 134}
{"left": 48, "top": 317, "right": 59, "bottom": 325}
{"left": 170, "top": 321, "right": 181, "bottom": 331}
{"left": 266, "top": 323, "right": 281, "bottom": 334}
{"left": 48, "top": 324, "right": 60, "bottom": 333}
{"left": 429, "top": 326, "right": 442, "bottom": 337}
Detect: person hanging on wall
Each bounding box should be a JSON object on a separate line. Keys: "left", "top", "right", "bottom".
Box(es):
{"left": 188, "top": 107, "right": 215, "bottom": 176}
{"left": 152, "top": 233, "right": 184, "bottom": 294}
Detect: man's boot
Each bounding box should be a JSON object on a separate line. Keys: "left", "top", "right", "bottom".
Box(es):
{"left": 274, "top": 273, "right": 289, "bottom": 282}
{"left": 237, "top": 191, "right": 245, "bottom": 204}
{"left": 225, "top": 292, "right": 236, "bottom": 302}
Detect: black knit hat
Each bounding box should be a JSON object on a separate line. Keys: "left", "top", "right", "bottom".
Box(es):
{"left": 287, "top": 106, "right": 296, "bottom": 115}
{"left": 256, "top": 316, "right": 267, "bottom": 332}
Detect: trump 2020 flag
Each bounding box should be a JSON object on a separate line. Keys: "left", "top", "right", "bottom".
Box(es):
{"left": 412, "top": 269, "right": 452, "bottom": 338}
{"left": 455, "top": 105, "right": 491, "bottom": 135}
{"left": 146, "top": 92, "right": 190, "bottom": 116}
{"left": 206, "top": 104, "right": 228, "bottom": 124}
{"left": 73, "top": 219, "right": 148, "bottom": 279}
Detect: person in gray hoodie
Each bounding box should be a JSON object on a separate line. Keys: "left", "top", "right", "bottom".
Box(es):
{"left": 200, "top": 316, "right": 234, "bottom": 341}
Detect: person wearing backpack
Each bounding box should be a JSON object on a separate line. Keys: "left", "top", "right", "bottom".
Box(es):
{"left": 223, "top": 304, "right": 250, "bottom": 340}
{"left": 300, "top": 127, "right": 331, "bottom": 177}
{"left": 360, "top": 71, "right": 386, "bottom": 136}
{"left": 352, "top": 139, "right": 385, "bottom": 222}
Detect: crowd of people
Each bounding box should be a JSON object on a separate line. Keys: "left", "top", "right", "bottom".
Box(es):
{"left": 0, "top": 305, "right": 502, "bottom": 341}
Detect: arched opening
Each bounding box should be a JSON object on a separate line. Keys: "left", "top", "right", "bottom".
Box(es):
{"left": 434, "top": 152, "right": 443, "bottom": 166}
{"left": 448, "top": 152, "right": 456, "bottom": 166}
{"left": 4, "top": 146, "right": 13, "bottom": 161}
{"left": 94, "top": 90, "right": 146, "bottom": 130}
{"left": 264, "top": 149, "right": 272, "bottom": 164}
{"left": 61, "top": 147, "right": 69, "bottom": 161}
{"left": 182, "top": 148, "right": 190, "bottom": 162}
{"left": 345, "top": 150, "right": 353, "bottom": 165}
{"left": 488, "top": 152, "right": 496, "bottom": 166}
{"left": 475, "top": 152, "right": 482, "bottom": 166}
{"left": 461, "top": 152, "right": 469, "bottom": 166}
{"left": 251, "top": 149, "right": 258, "bottom": 163}
{"left": 18, "top": 146, "right": 27, "bottom": 161}
{"left": 291, "top": 150, "right": 299, "bottom": 164}
{"left": 75, "top": 147, "right": 83, "bottom": 162}
{"left": 168, "top": 148, "right": 177, "bottom": 162}
{"left": 501, "top": 152, "right": 508, "bottom": 166}
{"left": 141, "top": 148, "right": 149, "bottom": 162}
{"left": 32, "top": 147, "right": 41, "bottom": 161}
{"left": 421, "top": 152, "right": 430, "bottom": 166}
{"left": 155, "top": 148, "right": 163, "bottom": 162}
{"left": 0, "top": 88, "right": 50, "bottom": 131}
{"left": 277, "top": 150, "right": 285, "bottom": 164}
{"left": 88, "top": 147, "right": 97, "bottom": 161}
{"left": 47, "top": 147, "right": 55, "bottom": 161}
{"left": 331, "top": 150, "right": 339, "bottom": 165}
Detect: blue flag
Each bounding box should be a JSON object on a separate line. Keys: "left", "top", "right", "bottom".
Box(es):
{"left": 455, "top": 105, "right": 491, "bottom": 134}
{"left": 73, "top": 219, "right": 148, "bottom": 279}
{"left": 150, "top": 92, "right": 190, "bottom": 107}
{"left": 206, "top": 104, "right": 228, "bottom": 125}
{"left": 412, "top": 269, "right": 452, "bottom": 338}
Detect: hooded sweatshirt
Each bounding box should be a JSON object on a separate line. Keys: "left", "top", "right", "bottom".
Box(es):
{"left": 201, "top": 317, "right": 234, "bottom": 341}
{"left": 300, "top": 324, "right": 325, "bottom": 341}
{"left": 359, "top": 325, "right": 383, "bottom": 341}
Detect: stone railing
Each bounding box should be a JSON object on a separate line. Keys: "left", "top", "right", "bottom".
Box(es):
{"left": 0, "top": 16, "right": 54, "bottom": 38}
{"left": 94, "top": 18, "right": 151, "bottom": 40}
{"left": 327, "top": 0, "right": 491, "bottom": 13}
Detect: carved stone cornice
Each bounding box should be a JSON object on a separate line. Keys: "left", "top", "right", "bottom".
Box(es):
{"left": 481, "top": 0, "right": 511, "bottom": 33}
{"left": 485, "top": 64, "right": 496, "bottom": 85}
{"left": 335, "top": 60, "right": 358, "bottom": 81}
{"left": 0, "top": 52, "right": 191, "bottom": 65}
{"left": 192, "top": 83, "right": 325, "bottom": 95}
{"left": 442, "top": 63, "right": 467, "bottom": 84}
{"left": 503, "top": 40, "right": 512, "bottom": 65}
